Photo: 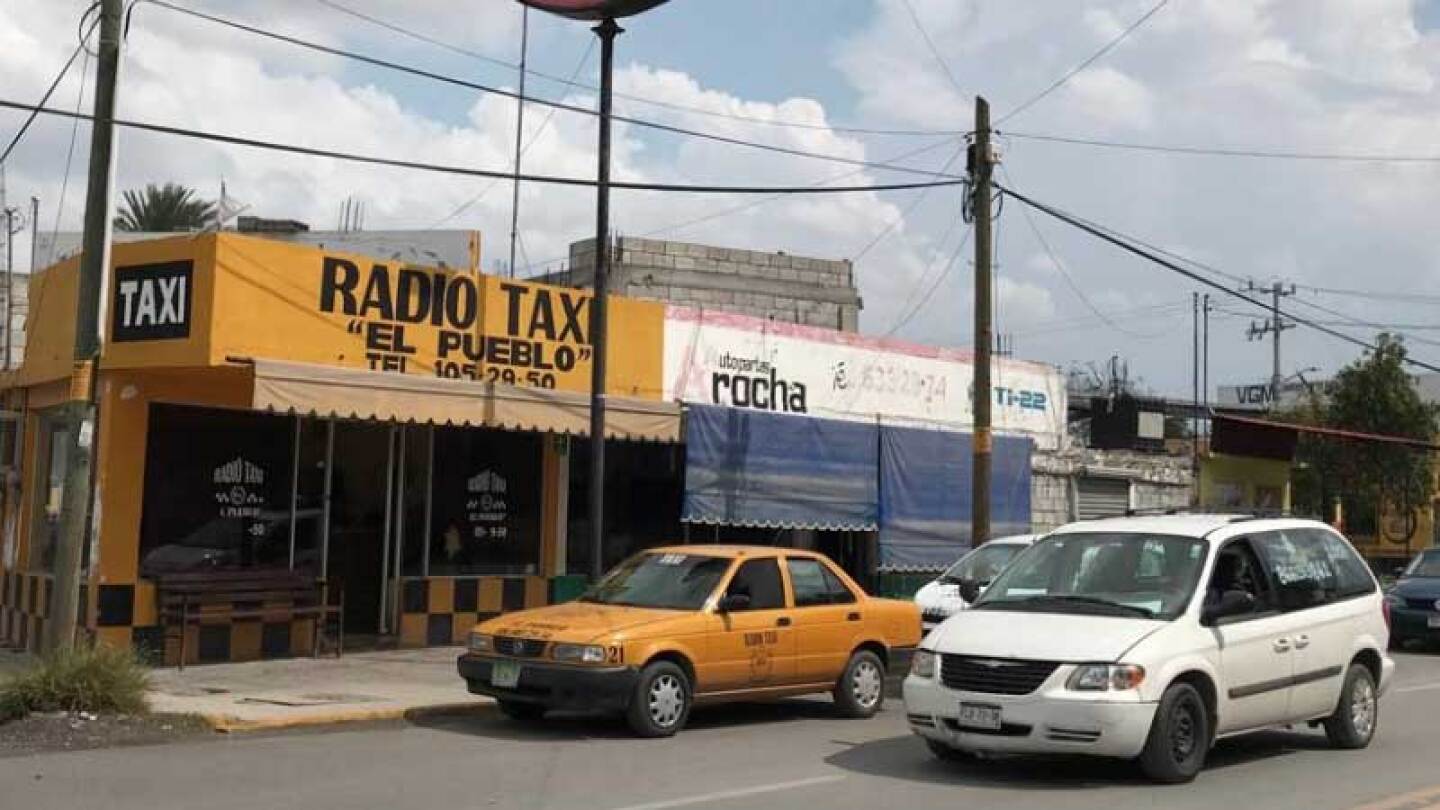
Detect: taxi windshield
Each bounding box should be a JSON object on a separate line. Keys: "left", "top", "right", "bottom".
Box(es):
{"left": 579, "top": 552, "right": 733, "bottom": 610}
{"left": 973, "top": 532, "right": 1208, "bottom": 620}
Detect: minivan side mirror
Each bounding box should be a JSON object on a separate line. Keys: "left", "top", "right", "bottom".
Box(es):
{"left": 957, "top": 579, "right": 982, "bottom": 604}
{"left": 1203, "top": 590, "right": 1256, "bottom": 625}
{"left": 717, "top": 593, "right": 751, "bottom": 612}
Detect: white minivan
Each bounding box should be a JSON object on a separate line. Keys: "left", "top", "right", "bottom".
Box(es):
{"left": 914, "top": 535, "right": 1036, "bottom": 632}
{"left": 904, "top": 515, "right": 1394, "bottom": 783}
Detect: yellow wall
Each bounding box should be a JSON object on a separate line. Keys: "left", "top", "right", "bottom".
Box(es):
{"left": 1200, "top": 452, "right": 1292, "bottom": 512}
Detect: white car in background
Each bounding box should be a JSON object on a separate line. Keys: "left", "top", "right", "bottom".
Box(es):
{"left": 914, "top": 535, "right": 1037, "bottom": 632}
{"left": 904, "top": 515, "right": 1393, "bottom": 783}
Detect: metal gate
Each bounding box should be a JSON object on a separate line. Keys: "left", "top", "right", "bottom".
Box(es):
{"left": 1076, "top": 476, "right": 1131, "bottom": 520}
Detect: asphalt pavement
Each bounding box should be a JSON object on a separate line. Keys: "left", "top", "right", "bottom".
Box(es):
{"left": 5, "top": 651, "right": 1440, "bottom": 810}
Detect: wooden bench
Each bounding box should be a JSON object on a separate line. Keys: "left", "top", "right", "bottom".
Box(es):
{"left": 153, "top": 571, "right": 343, "bottom": 669}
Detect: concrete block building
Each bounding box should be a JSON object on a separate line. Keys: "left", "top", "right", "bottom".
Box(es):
{"left": 540, "top": 237, "right": 862, "bottom": 333}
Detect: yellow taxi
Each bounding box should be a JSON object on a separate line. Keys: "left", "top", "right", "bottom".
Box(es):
{"left": 457, "top": 545, "right": 923, "bottom": 736}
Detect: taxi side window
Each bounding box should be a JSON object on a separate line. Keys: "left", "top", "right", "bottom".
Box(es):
{"left": 725, "top": 559, "right": 785, "bottom": 611}
{"left": 787, "top": 558, "right": 857, "bottom": 607}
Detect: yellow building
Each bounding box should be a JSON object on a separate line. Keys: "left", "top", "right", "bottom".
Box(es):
{"left": 0, "top": 234, "right": 679, "bottom": 665}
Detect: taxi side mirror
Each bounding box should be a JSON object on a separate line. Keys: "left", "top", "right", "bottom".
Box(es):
{"left": 717, "top": 593, "right": 751, "bottom": 613}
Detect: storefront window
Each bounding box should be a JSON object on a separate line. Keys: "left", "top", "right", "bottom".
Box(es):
{"left": 567, "top": 441, "right": 685, "bottom": 575}
{"left": 138, "top": 404, "right": 296, "bottom": 577}
{"left": 428, "top": 427, "right": 541, "bottom": 576}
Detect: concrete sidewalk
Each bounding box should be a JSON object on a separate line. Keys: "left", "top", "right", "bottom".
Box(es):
{"left": 147, "top": 647, "right": 486, "bottom": 732}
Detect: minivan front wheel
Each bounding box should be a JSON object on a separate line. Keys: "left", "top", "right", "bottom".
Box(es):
{"left": 1324, "top": 663, "right": 1378, "bottom": 749}
{"left": 1139, "top": 682, "right": 1209, "bottom": 784}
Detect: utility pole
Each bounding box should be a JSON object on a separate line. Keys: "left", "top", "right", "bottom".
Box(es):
{"left": 2, "top": 205, "right": 20, "bottom": 370}
{"left": 970, "top": 96, "right": 994, "bottom": 546}
{"left": 46, "top": 0, "right": 121, "bottom": 652}
{"left": 1192, "top": 292, "right": 1199, "bottom": 503}
{"left": 30, "top": 196, "right": 39, "bottom": 272}
{"left": 1245, "top": 280, "right": 1295, "bottom": 409}
{"left": 508, "top": 6, "right": 529, "bottom": 279}
{"left": 1202, "top": 293, "right": 1210, "bottom": 442}
{"left": 587, "top": 17, "right": 621, "bottom": 579}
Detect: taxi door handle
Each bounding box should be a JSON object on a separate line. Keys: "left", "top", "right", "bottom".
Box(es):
{"left": 1294, "top": 635, "right": 1311, "bottom": 650}
{"left": 1273, "top": 638, "right": 1291, "bottom": 653}
{"left": 776, "top": 617, "right": 792, "bottom": 627}
{"left": 847, "top": 612, "right": 861, "bottom": 622}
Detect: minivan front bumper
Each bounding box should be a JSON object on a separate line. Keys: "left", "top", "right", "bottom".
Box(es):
{"left": 903, "top": 673, "right": 1157, "bottom": 759}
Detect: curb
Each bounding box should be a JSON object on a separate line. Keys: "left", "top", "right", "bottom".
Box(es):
{"left": 201, "top": 700, "right": 492, "bottom": 734}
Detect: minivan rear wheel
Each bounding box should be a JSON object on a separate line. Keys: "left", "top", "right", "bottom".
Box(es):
{"left": 1324, "top": 663, "right": 1378, "bottom": 749}
{"left": 1138, "top": 682, "right": 1209, "bottom": 784}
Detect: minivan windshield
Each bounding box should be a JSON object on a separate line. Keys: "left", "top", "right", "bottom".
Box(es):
{"left": 940, "top": 542, "right": 1025, "bottom": 584}
{"left": 579, "top": 552, "right": 733, "bottom": 610}
{"left": 972, "top": 532, "right": 1208, "bottom": 620}
{"left": 1405, "top": 549, "right": 1440, "bottom": 578}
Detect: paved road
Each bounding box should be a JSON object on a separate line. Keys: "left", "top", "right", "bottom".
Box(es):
{"left": 6, "top": 651, "right": 1440, "bottom": 810}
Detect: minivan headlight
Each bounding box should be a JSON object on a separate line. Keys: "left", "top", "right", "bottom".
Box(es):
{"left": 552, "top": 644, "right": 607, "bottom": 664}
{"left": 910, "top": 649, "right": 937, "bottom": 679}
{"left": 467, "top": 633, "right": 492, "bottom": 653}
{"left": 1067, "top": 663, "right": 1145, "bottom": 691}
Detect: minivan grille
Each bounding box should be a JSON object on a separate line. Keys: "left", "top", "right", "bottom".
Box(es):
{"left": 940, "top": 655, "right": 1059, "bottom": 695}
{"left": 1405, "top": 598, "right": 1437, "bottom": 612}
{"left": 493, "top": 637, "right": 548, "bottom": 658}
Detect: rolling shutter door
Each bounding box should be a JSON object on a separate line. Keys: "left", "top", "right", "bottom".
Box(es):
{"left": 1076, "top": 477, "right": 1130, "bottom": 520}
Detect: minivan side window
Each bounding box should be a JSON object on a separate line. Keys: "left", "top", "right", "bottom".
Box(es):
{"left": 1252, "top": 529, "right": 1362, "bottom": 611}
{"left": 1310, "top": 529, "right": 1376, "bottom": 598}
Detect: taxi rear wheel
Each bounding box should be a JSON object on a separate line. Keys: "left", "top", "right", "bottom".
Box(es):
{"left": 833, "top": 650, "right": 886, "bottom": 718}
{"left": 626, "top": 661, "right": 692, "bottom": 738}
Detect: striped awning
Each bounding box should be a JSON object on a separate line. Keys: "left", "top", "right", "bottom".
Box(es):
{"left": 248, "top": 358, "right": 680, "bottom": 442}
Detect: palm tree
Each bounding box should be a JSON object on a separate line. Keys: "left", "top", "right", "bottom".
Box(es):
{"left": 113, "top": 183, "right": 217, "bottom": 232}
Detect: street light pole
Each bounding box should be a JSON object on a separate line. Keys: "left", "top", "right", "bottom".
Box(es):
{"left": 588, "top": 16, "right": 620, "bottom": 580}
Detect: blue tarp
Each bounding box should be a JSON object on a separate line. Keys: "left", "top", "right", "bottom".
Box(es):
{"left": 878, "top": 427, "right": 1032, "bottom": 569}
{"left": 682, "top": 404, "right": 879, "bottom": 530}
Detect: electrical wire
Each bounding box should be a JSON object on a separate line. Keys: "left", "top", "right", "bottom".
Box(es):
{"left": 0, "top": 5, "right": 100, "bottom": 165}
{"left": 640, "top": 136, "right": 961, "bottom": 240}
{"left": 996, "top": 0, "right": 1170, "bottom": 126}
{"left": 898, "top": 0, "right": 968, "bottom": 98}
{"left": 422, "top": 37, "right": 597, "bottom": 232}
{"left": 309, "top": 0, "right": 951, "bottom": 138}
{"left": 1001, "top": 164, "right": 1148, "bottom": 338}
{"left": 0, "top": 97, "right": 968, "bottom": 196}
{"left": 1291, "top": 282, "right": 1440, "bottom": 305}
{"left": 994, "top": 180, "right": 1440, "bottom": 374}
{"left": 1285, "top": 296, "right": 1440, "bottom": 348}
{"left": 134, "top": 1, "right": 966, "bottom": 180}
{"left": 885, "top": 226, "right": 972, "bottom": 336}
{"left": 1002, "top": 130, "right": 1440, "bottom": 164}
{"left": 48, "top": 45, "right": 91, "bottom": 259}
{"left": 851, "top": 141, "right": 966, "bottom": 261}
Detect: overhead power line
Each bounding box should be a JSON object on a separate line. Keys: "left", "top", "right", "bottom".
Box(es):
{"left": 995, "top": 180, "right": 1440, "bottom": 375}
{"left": 137, "top": 1, "right": 965, "bottom": 180}
{"left": 311, "top": 0, "right": 948, "bottom": 138}
{"left": 0, "top": 7, "right": 99, "bottom": 165}
{"left": 996, "top": 0, "right": 1170, "bottom": 125}
{"left": 898, "top": 0, "right": 968, "bottom": 98}
{"left": 0, "top": 97, "right": 966, "bottom": 197}
{"left": 851, "top": 141, "right": 966, "bottom": 261}
{"left": 1003, "top": 130, "right": 1440, "bottom": 164}
{"left": 1285, "top": 295, "right": 1440, "bottom": 349}
{"left": 1293, "top": 282, "right": 1440, "bottom": 305}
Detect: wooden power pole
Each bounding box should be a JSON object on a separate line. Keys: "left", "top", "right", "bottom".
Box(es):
{"left": 46, "top": 0, "right": 121, "bottom": 652}
{"left": 970, "top": 97, "right": 993, "bottom": 546}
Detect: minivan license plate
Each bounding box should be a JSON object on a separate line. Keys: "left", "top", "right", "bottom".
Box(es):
{"left": 492, "top": 661, "right": 522, "bottom": 689}
{"left": 958, "top": 702, "right": 1002, "bottom": 731}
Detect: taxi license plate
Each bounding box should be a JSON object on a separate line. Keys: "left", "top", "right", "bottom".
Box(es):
{"left": 1428, "top": 616, "right": 1440, "bottom": 629}
{"left": 958, "top": 702, "right": 1002, "bottom": 731}
{"left": 492, "top": 661, "right": 522, "bottom": 689}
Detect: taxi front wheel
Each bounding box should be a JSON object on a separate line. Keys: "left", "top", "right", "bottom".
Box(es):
{"left": 834, "top": 650, "right": 886, "bottom": 718}
{"left": 626, "top": 661, "right": 692, "bottom": 737}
